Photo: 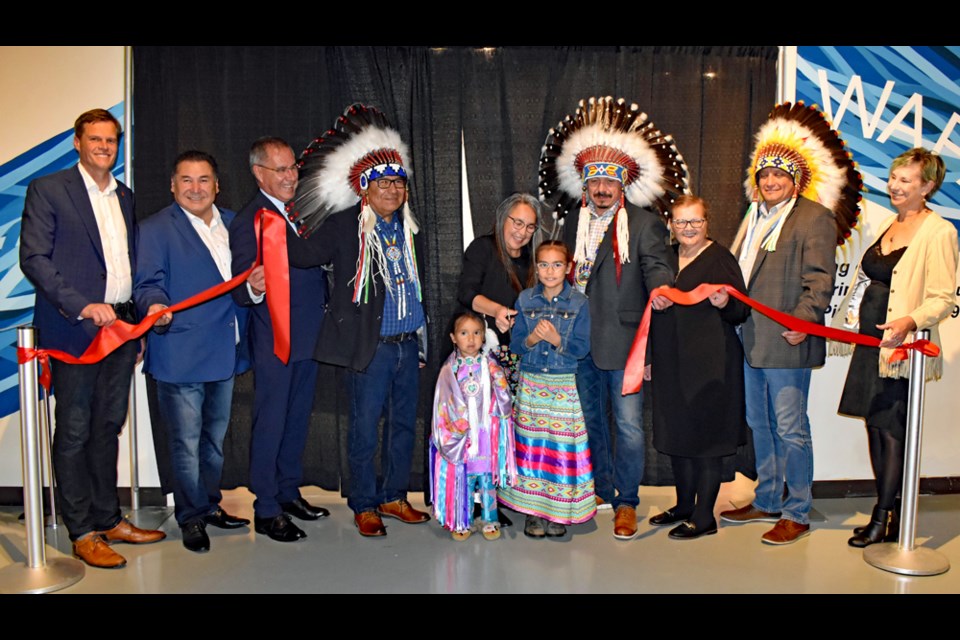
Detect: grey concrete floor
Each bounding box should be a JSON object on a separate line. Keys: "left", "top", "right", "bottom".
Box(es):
{"left": 1, "top": 476, "right": 958, "bottom": 594}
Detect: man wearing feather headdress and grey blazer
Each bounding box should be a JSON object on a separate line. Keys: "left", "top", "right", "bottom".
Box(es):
{"left": 286, "top": 104, "right": 431, "bottom": 538}
{"left": 716, "top": 103, "right": 861, "bottom": 546}
{"left": 541, "top": 97, "right": 687, "bottom": 541}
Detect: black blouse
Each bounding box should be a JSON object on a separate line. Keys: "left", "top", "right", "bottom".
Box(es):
{"left": 457, "top": 234, "right": 531, "bottom": 344}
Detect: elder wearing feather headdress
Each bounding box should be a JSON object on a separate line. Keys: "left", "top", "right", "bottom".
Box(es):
{"left": 285, "top": 104, "right": 431, "bottom": 538}
{"left": 540, "top": 96, "right": 687, "bottom": 542}
{"left": 719, "top": 102, "right": 862, "bottom": 546}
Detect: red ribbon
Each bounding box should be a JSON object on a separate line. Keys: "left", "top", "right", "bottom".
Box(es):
{"left": 621, "top": 283, "right": 940, "bottom": 395}
{"left": 19, "top": 209, "right": 291, "bottom": 391}
{"left": 256, "top": 208, "right": 291, "bottom": 364}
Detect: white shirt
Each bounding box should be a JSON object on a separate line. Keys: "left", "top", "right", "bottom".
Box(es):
{"left": 179, "top": 204, "right": 239, "bottom": 343}
{"left": 261, "top": 189, "right": 299, "bottom": 233}
{"left": 77, "top": 162, "right": 131, "bottom": 304}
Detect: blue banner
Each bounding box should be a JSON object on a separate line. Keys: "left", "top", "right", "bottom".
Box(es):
{"left": 796, "top": 46, "right": 960, "bottom": 233}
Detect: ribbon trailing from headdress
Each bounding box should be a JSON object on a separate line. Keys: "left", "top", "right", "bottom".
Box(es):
{"left": 621, "top": 283, "right": 940, "bottom": 395}
{"left": 18, "top": 209, "right": 291, "bottom": 392}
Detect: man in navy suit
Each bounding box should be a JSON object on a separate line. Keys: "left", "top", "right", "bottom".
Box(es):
{"left": 20, "top": 108, "right": 166, "bottom": 569}
{"left": 230, "top": 137, "right": 329, "bottom": 543}
{"left": 136, "top": 150, "right": 262, "bottom": 553}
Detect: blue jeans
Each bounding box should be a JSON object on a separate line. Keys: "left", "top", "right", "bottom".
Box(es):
{"left": 345, "top": 338, "right": 420, "bottom": 514}
{"left": 743, "top": 363, "right": 813, "bottom": 525}
{"left": 156, "top": 378, "right": 234, "bottom": 525}
{"left": 576, "top": 354, "right": 644, "bottom": 509}
{"left": 50, "top": 340, "right": 137, "bottom": 539}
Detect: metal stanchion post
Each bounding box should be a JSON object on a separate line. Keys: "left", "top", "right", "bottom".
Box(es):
{"left": 864, "top": 329, "right": 950, "bottom": 576}
{"left": 38, "top": 386, "right": 58, "bottom": 528}
{"left": 128, "top": 375, "right": 140, "bottom": 511}
{"left": 0, "top": 326, "right": 84, "bottom": 593}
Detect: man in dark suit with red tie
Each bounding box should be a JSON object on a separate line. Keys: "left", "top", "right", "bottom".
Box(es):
{"left": 19, "top": 108, "right": 165, "bottom": 569}
{"left": 230, "top": 137, "right": 329, "bottom": 542}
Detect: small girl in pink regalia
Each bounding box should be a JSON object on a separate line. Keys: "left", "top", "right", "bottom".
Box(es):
{"left": 430, "top": 312, "right": 517, "bottom": 541}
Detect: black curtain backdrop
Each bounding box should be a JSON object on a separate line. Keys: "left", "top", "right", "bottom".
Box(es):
{"left": 132, "top": 46, "right": 775, "bottom": 498}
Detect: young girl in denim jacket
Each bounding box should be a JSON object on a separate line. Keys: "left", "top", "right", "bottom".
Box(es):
{"left": 497, "top": 240, "right": 596, "bottom": 537}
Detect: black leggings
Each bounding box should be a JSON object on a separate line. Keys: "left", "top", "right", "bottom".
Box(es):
{"left": 671, "top": 455, "right": 722, "bottom": 528}
{"left": 868, "top": 425, "right": 904, "bottom": 510}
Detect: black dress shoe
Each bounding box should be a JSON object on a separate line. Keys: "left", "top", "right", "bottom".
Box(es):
{"left": 668, "top": 520, "right": 718, "bottom": 540}
{"left": 204, "top": 508, "right": 250, "bottom": 529}
{"left": 181, "top": 521, "right": 210, "bottom": 552}
{"left": 255, "top": 514, "right": 307, "bottom": 542}
{"left": 281, "top": 497, "right": 330, "bottom": 521}
{"left": 649, "top": 507, "right": 692, "bottom": 527}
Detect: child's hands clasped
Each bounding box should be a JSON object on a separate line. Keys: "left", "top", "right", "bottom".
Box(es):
{"left": 532, "top": 319, "right": 561, "bottom": 348}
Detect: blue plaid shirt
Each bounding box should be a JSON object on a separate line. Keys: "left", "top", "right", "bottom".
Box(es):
{"left": 376, "top": 215, "right": 425, "bottom": 337}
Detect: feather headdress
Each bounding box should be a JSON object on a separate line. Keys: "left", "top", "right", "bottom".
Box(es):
{"left": 743, "top": 101, "right": 863, "bottom": 249}
{"left": 288, "top": 103, "right": 421, "bottom": 307}
{"left": 538, "top": 96, "right": 689, "bottom": 283}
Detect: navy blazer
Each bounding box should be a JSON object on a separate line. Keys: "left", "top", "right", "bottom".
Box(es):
{"left": 135, "top": 203, "right": 249, "bottom": 384}
{"left": 20, "top": 165, "right": 136, "bottom": 357}
{"left": 229, "top": 191, "right": 327, "bottom": 365}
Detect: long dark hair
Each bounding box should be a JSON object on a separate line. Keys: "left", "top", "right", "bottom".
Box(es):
{"left": 492, "top": 193, "right": 543, "bottom": 292}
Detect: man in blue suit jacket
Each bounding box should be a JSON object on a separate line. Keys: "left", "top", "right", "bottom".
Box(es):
{"left": 136, "top": 150, "right": 262, "bottom": 553}
{"left": 230, "top": 137, "right": 329, "bottom": 543}
{"left": 20, "top": 109, "right": 165, "bottom": 569}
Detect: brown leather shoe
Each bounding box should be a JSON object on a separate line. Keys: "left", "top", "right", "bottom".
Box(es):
{"left": 613, "top": 505, "right": 638, "bottom": 540}
{"left": 73, "top": 532, "right": 127, "bottom": 569}
{"left": 377, "top": 499, "right": 430, "bottom": 524}
{"left": 719, "top": 504, "right": 781, "bottom": 524}
{"left": 100, "top": 518, "right": 166, "bottom": 545}
{"left": 761, "top": 519, "right": 810, "bottom": 545}
{"left": 354, "top": 511, "right": 387, "bottom": 537}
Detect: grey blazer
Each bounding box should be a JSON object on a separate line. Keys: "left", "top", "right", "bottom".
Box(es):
{"left": 734, "top": 196, "right": 836, "bottom": 369}
{"left": 563, "top": 202, "right": 674, "bottom": 370}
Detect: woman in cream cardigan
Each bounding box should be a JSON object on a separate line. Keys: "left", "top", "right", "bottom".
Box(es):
{"left": 833, "top": 148, "right": 958, "bottom": 548}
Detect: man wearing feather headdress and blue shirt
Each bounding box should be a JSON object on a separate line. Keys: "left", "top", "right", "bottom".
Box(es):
{"left": 286, "top": 104, "right": 431, "bottom": 538}
{"left": 716, "top": 103, "right": 860, "bottom": 545}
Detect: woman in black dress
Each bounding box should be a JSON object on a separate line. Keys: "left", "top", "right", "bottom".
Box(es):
{"left": 647, "top": 195, "right": 750, "bottom": 539}
{"left": 458, "top": 192, "right": 543, "bottom": 389}
{"left": 834, "top": 148, "right": 958, "bottom": 547}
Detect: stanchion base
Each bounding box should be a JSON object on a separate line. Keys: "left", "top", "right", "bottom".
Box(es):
{"left": 0, "top": 557, "right": 85, "bottom": 594}
{"left": 864, "top": 542, "right": 950, "bottom": 576}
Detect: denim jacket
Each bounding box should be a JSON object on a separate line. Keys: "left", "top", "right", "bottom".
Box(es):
{"left": 511, "top": 281, "right": 590, "bottom": 374}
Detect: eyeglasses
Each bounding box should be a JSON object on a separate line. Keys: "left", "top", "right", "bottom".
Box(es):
{"left": 255, "top": 163, "right": 299, "bottom": 176}
{"left": 536, "top": 261, "right": 566, "bottom": 270}
{"left": 374, "top": 178, "right": 407, "bottom": 190}
{"left": 508, "top": 215, "right": 539, "bottom": 234}
{"left": 671, "top": 218, "right": 706, "bottom": 229}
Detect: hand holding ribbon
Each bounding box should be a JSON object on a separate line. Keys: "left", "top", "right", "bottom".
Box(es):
{"left": 621, "top": 283, "right": 940, "bottom": 395}
{"left": 18, "top": 209, "right": 291, "bottom": 391}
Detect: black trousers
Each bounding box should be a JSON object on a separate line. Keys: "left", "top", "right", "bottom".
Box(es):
{"left": 50, "top": 339, "right": 138, "bottom": 540}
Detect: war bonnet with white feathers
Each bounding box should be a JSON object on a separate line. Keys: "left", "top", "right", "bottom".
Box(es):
{"left": 538, "top": 96, "right": 689, "bottom": 284}
{"left": 288, "top": 103, "right": 421, "bottom": 307}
